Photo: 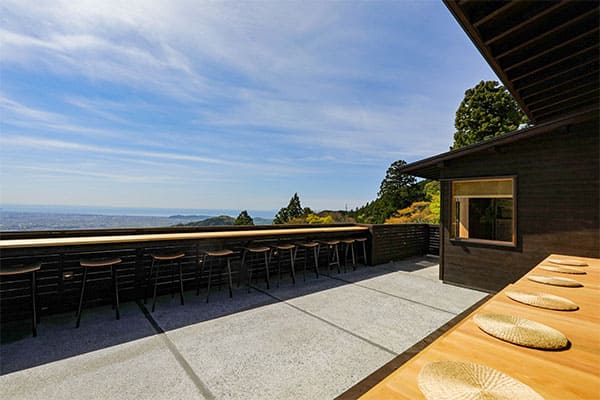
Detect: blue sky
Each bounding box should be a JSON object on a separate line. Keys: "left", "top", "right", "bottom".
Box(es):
{"left": 0, "top": 1, "right": 498, "bottom": 212}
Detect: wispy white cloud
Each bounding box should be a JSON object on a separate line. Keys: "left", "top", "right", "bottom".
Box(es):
{"left": 0, "top": 0, "right": 497, "bottom": 209}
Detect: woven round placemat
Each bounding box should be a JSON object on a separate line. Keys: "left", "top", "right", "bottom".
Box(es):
{"left": 418, "top": 361, "right": 543, "bottom": 400}
{"left": 527, "top": 274, "right": 583, "bottom": 287}
{"left": 547, "top": 257, "right": 588, "bottom": 267}
{"left": 473, "top": 313, "right": 568, "bottom": 349}
{"left": 540, "top": 265, "right": 586, "bottom": 275}
{"left": 505, "top": 290, "right": 579, "bottom": 311}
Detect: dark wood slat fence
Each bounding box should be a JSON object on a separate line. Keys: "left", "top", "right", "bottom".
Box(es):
{"left": 1, "top": 224, "right": 438, "bottom": 323}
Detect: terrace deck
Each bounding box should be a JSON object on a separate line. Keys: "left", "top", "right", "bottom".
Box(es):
{"left": 360, "top": 254, "right": 600, "bottom": 399}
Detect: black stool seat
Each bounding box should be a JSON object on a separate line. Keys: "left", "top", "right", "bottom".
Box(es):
{"left": 150, "top": 252, "right": 185, "bottom": 261}
{"left": 0, "top": 262, "right": 41, "bottom": 276}
{"left": 1, "top": 262, "right": 41, "bottom": 337}
{"left": 80, "top": 257, "right": 122, "bottom": 268}
{"left": 77, "top": 257, "right": 122, "bottom": 328}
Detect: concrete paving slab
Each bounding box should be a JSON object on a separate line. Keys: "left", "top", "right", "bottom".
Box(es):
{"left": 0, "top": 258, "right": 488, "bottom": 400}
{"left": 161, "top": 301, "right": 394, "bottom": 400}
{"left": 1, "top": 302, "right": 155, "bottom": 375}
{"left": 0, "top": 335, "right": 206, "bottom": 400}
{"left": 281, "top": 283, "right": 456, "bottom": 354}
{"left": 337, "top": 264, "right": 487, "bottom": 314}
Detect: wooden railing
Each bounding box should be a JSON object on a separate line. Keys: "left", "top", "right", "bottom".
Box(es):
{"left": 0, "top": 224, "right": 439, "bottom": 322}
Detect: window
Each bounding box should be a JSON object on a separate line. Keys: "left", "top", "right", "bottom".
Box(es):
{"left": 451, "top": 177, "right": 515, "bottom": 245}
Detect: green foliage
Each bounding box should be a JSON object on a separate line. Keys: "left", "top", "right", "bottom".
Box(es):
{"left": 386, "top": 201, "right": 438, "bottom": 224}
{"left": 451, "top": 81, "right": 529, "bottom": 150}
{"left": 349, "top": 160, "right": 426, "bottom": 224}
{"left": 234, "top": 210, "right": 254, "bottom": 225}
{"left": 424, "top": 180, "right": 440, "bottom": 223}
{"left": 273, "top": 193, "right": 307, "bottom": 224}
{"left": 305, "top": 213, "right": 333, "bottom": 224}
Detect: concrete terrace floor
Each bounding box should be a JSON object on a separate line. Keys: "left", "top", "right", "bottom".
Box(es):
{"left": 0, "top": 257, "right": 487, "bottom": 400}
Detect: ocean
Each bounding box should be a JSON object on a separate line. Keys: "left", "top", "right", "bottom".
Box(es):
{"left": 0, "top": 204, "right": 276, "bottom": 231}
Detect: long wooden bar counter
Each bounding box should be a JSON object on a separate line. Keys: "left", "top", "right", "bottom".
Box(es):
{"left": 360, "top": 254, "right": 600, "bottom": 399}
{"left": 0, "top": 226, "right": 369, "bottom": 249}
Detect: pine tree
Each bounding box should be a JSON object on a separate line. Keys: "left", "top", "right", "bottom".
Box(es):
{"left": 234, "top": 210, "right": 254, "bottom": 225}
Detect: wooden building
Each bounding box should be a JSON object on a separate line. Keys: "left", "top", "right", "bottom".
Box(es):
{"left": 397, "top": 1, "right": 599, "bottom": 292}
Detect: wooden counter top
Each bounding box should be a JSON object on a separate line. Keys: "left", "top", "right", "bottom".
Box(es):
{"left": 0, "top": 226, "right": 369, "bottom": 249}
{"left": 360, "top": 254, "right": 600, "bottom": 400}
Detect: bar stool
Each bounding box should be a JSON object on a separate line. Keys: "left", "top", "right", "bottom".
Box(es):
{"left": 198, "top": 249, "right": 235, "bottom": 303}
{"left": 355, "top": 237, "right": 368, "bottom": 265}
{"left": 76, "top": 257, "right": 121, "bottom": 328}
{"left": 269, "top": 243, "right": 296, "bottom": 287}
{"left": 0, "top": 262, "right": 41, "bottom": 337}
{"left": 294, "top": 241, "right": 320, "bottom": 281}
{"left": 146, "top": 252, "right": 185, "bottom": 312}
{"left": 240, "top": 245, "right": 271, "bottom": 292}
{"left": 319, "top": 240, "right": 341, "bottom": 275}
{"left": 340, "top": 238, "right": 357, "bottom": 272}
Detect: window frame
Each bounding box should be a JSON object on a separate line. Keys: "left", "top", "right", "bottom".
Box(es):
{"left": 448, "top": 176, "right": 517, "bottom": 248}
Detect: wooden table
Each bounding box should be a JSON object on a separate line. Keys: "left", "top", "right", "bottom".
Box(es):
{"left": 360, "top": 254, "right": 600, "bottom": 399}
{"left": 0, "top": 226, "right": 369, "bottom": 249}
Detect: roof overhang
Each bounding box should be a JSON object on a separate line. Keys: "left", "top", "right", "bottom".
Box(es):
{"left": 444, "top": 0, "right": 599, "bottom": 125}
{"left": 399, "top": 108, "right": 598, "bottom": 179}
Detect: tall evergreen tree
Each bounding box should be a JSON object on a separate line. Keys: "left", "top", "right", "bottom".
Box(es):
{"left": 234, "top": 210, "right": 254, "bottom": 225}
{"left": 273, "top": 193, "right": 304, "bottom": 224}
{"left": 451, "top": 80, "right": 528, "bottom": 150}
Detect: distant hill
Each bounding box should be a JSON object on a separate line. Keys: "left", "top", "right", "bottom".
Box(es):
{"left": 168, "top": 214, "right": 211, "bottom": 220}
{"left": 174, "top": 215, "right": 235, "bottom": 226}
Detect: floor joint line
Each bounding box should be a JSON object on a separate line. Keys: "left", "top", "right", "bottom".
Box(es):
{"left": 136, "top": 300, "right": 215, "bottom": 400}
{"left": 251, "top": 286, "right": 398, "bottom": 357}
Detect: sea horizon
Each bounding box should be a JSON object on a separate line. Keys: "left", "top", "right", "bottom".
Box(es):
{"left": 0, "top": 203, "right": 277, "bottom": 219}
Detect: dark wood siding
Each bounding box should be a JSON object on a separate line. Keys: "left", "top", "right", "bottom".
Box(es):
{"left": 440, "top": 118, "right": 599, "bottom": 292}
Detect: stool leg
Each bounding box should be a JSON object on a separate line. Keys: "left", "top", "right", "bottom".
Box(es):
{"left": 264, "top": 252, "right": 270, "bottom": 290}
{"left": 239, "top": 250, "right": 247, "bottom": 288}
{"left": 113, "top": 265, "right": 120, "bottom": 320}
{"left": 206, "top": 257, "right": 213, "bottom": 303}
{"left": 145, "top": 258, "right": 155, "bottom": 304}
{"left": 226, "top": 257, "right": 233, "bottom": 298}
{"left": 344, "top": 244, "right": 349, "bottom": 273}
{"left": 31, "top": 270, "right": 37, "bottom": 337}
{"left": 170, "top": 261, "right": 175, "bottom": 298}
{"left": 362, "top": 242, "right": 367, "bottom": 265}
{"left": 302, "top": 248, "right": 307, "bottom": 281}
{"left": 196, "top": 256, "right": 202, "bottom": 296}
{"left": 334, "top": 245, "right": 341, "bottom": 274}
{"left": 314, "top": 246, "right": 320, "bottom": 278}
{"left": 178, "top": 261, "right": 184, "bottom": 306}
{"left": 76, "top": 268, "right": 88, "bottom": 328}
{"left": 289, "top": 249, "right": 296, "bottom": 284}
{"left": 246, "top": 252, "right": 253, "bottom": 293}
{"left": 276, "top": 250, "right": 281, "bottom": 288}
{"left": 152, "top": 261, "right": 160, "bottom": 312}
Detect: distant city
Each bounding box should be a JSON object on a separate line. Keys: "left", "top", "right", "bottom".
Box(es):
{"left": 0, "top": 205, "right": 275, "bottom": 231}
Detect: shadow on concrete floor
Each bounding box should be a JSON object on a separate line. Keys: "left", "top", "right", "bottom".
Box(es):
{"left": 1, "top": 258, "right": 427, "bottom": 375}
